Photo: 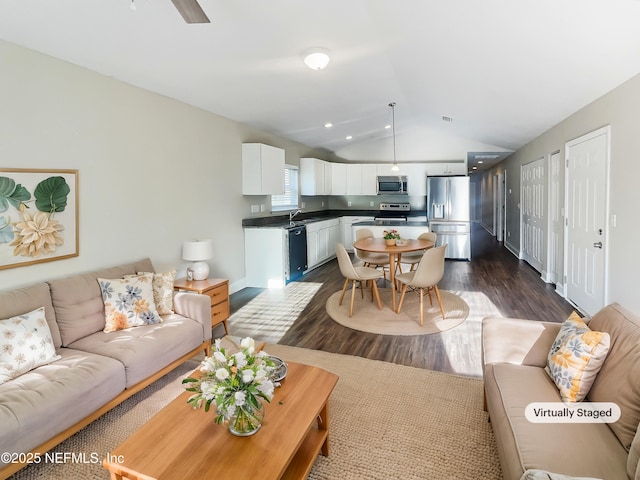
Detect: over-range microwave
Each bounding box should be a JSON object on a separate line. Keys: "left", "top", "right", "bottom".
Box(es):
{"left": 376, "top": 175, "right": 408, "bottom": 195}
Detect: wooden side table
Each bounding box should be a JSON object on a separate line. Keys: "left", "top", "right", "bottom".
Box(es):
{"left": 173, "top": 278, "right": 230, "bottom": 334}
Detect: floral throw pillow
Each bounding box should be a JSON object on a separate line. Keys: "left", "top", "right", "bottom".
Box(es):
{"left": 138, "top": 270, "right": 176, "bottom": 315}
{"left": 98, "top": 274, "right": 162, "bottom": 333}
{"left": 0, "top": 307, "right": 61, "bottom": 385}
{"left": 546, "top": 315, "right": 610, "bottom": 403}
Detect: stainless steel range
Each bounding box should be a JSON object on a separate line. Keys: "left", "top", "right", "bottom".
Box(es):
{"left": 375, "top": 202, "right": 410, "bottom": 222}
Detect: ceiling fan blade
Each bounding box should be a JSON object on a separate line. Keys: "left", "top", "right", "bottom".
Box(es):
{"left": 171, "top": 0, "right": 210, "bottom": 24}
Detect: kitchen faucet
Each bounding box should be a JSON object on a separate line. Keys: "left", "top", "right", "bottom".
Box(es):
{"left": 289, "top": 209, "right": 303, "bottom": 225}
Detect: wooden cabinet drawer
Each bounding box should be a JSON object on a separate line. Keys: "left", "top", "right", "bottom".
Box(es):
{"left": 204, "top": 283, "right": 228, "bottom": 306}
{"left": 211, "top": 299, "right": 230, "bottom": 326}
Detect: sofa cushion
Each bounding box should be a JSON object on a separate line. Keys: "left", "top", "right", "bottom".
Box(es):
{"left": 0, "top": 307, "right": 61, "bottom": 385}
{"left": 0, "top": 348, "right": 125, "bottom": 468}
{"left": 48, "top": 258, "right": 155, "bottom": 346}
{"left": 485, "top": 363, "right": 628, "bottom": 480}
{"left": 546, "top": 316, "right": 610, "bottom": 403}
{"left": 98, "top": 273, "right": 162, "bottom": 332}
{"left": 67, "top": 314, "right": 203, "bottom": 388}
{"left": 586, "top": 303, "right": 640, "bottom": 450}
{"left": 0, "top": 282, "right": 61, "bottom": 348}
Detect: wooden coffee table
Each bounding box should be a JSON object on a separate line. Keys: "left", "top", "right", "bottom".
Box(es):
{"left": 103, "top": 362, "right": 339, "bottom": 480}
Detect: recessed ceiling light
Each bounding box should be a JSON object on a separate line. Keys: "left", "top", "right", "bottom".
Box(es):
{"left": 472, "top": 166, "right": 478, "bottom": 170}
{"left": 303, "top": 48, "right": 330, "bottom": 70}
{"left": 324, "top": 122, "right": 333, "bottom": 128}
{"left": 385, "top": 125, "right": 391, "bottom": 129}
{"left": 346, "top": 135, "right": 353, "bottom": 140}
{"left": 478, "top": 160, "right": 484, "bottom": 164}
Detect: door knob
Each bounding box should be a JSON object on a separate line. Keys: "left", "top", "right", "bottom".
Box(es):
{"left": 593, "top": 242, "right": 603, "bottom": 249}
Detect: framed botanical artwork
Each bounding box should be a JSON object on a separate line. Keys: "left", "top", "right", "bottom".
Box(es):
{"left": 0, "top": 168, "right": 79, "bottom": 270}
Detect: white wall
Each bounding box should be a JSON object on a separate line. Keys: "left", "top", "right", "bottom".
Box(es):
{"left": 477, "top": 72, "right": 640, "bottom": 315}
{"left": 0, "top": 40, "right": 333, "bottom": 292}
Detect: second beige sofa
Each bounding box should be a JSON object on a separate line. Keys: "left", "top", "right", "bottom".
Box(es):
{"left": 482, "top": 303, "right": 640, "bottom": 480}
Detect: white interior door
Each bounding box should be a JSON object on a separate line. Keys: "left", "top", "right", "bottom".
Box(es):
{"left": 521, "top": 158, "right": 545, "bottom": 272}
{"left": 547, "top": 151, "right": 563, "bottom": 286}
{"left": 565, "top": 126, "right": 609, "bottom": 316}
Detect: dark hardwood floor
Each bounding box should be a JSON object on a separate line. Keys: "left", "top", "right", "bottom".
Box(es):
{"left": 230, "top": 223, "right": 574, "bottom": 376}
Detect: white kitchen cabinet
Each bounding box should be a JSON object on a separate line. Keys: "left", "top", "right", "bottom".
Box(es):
{"left": 345, "top": 164, "right": 362, "bottom": 194}
{"left": 352, "top": 223, "right": 430, "bottom": 242}
{"left": 244, "top": 227, "right": 287, "bottom": 288}
{"left": 242, "top": 143, "right": 285, "bottom": 195}
{"left": 404, "top": 164, "right": 428, "bottom": 196}
{"left": 346, "top": 164, "right": 378, "bottom": 195}
{"left": 376, "top": 163, "right": 409, "bottom": 176}
{"left": 361, "top": 164, "right": 378, "bottom": 195}
{"left": 340, "top": 216, "right": 375, "bottom": 251}
{"left": 330, "top": 163, "right": 347, "bottom": 195}
{"left": 306, "top": 218, "right": 340, "bottom": 269}
{"left": 300, "top": 157, "right": 329, "bottom": 195}
{"left": 425, "top": 162, "right": 467, "bottom": 176}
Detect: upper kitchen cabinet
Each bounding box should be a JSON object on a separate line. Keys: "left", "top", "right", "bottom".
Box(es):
{"left": 403, "top": 164, "right": 428, "bottom": 196}
{"left": 242, "top": 143, "right": 285, "bottom": 195}
{"left": 345, "top": 164, "right": 377, "bottom": 195}
{"left": 330, "top": 163, "right": 347, "bottom": 195}
{"left": 300, "top": 157, "right": 330, "bottom": 195}
{"left": 376, "top": 163, "right": 409, "bottom": 176}
{"left": 425, "top": 162, "right": 467, "bottom": 176}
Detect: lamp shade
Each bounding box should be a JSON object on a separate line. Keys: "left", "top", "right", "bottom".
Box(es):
{"left": 182, "top": 239, "right": 213, "bottom": 281}
{"left": 182, "top": 239, "right": 213, "bottom": 261}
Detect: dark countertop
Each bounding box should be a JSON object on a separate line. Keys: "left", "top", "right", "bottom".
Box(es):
{"left": 353, "top": 220, "right": 430, "bottom": 227}
{"left": 242, "top": 210, "right": 427, "bottom": 229}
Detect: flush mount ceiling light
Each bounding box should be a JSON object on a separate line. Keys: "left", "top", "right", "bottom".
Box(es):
{"left": 303, "top": 48, "right": 330, "bottom": 70}
{"left": 389, "top": 102, "right": 400, "bottom": 173}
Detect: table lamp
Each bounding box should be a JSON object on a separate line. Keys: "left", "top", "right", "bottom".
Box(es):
{"left": 182, "top": 239, "right": 213, "bottom": 281}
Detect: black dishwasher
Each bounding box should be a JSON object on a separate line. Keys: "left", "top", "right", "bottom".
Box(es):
{"left": 287, "top": 226, "right": 307, "bottom": 282}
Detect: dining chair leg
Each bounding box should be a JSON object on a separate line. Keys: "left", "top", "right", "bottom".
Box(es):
{"left": 360, "top": 280, "right": 364, "bottom": 299}
{"left": 396, "top": 284, "right": 408, "bottom": 313}
{"left": 339, "top": 278, "right": 349, "bottom": 305}
{"left": 371, "top": 279, "right": 383, "bottom": 310}
{"left": 349, "top": 280, "right": 357, "bottom": 317}
{"left": 427, "top": 286, "right": 434, "bottom": 305}
{"left": 419, "top": 288, "right": 424, "bottom": 326}
{"left": 434, "top": 284, "right": 445, "bottom": 319}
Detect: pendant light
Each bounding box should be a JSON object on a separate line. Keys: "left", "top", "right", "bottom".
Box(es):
{"left": 389, "top": 102, "right": 400, "bottom": 172}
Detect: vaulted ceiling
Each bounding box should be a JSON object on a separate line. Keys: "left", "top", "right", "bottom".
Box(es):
{"left": 2, "top": 0, "right": 640, "bottom": 172}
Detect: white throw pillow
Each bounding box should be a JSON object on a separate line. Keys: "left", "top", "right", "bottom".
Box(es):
{"left": 0, "top": 307, "right": 61, "bottom": 385}
{"left": 98, "top": 273, "right": 162, "bottom": 333}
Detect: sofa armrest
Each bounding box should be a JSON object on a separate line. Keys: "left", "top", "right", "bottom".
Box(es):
{"left": 173, "top": 292, "right": 212, "bottom": 341}
{"left": 482, "top": 317, "right": 561, "bottom": 368}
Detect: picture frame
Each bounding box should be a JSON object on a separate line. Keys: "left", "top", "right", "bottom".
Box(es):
{"left": 0, "top": 168, "right": 79, "bottom": 270}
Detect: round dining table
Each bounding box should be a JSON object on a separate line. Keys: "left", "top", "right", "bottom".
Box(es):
{"left": 352, "top": 237, "right": 435, "bottom": 311}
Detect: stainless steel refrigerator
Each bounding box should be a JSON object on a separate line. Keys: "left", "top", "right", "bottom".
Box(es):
{"left": 426, "top": 176, "right": 471, "bottom": 259}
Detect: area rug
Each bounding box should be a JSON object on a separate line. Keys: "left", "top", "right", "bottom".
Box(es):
{"left": 10, "top": 345, "right": 501, "bottom": 480}
{"left": 326, "top": 288, "right": 470, "bottom": 335}
{"left": 227, "top": 282, "right": 322, "bottom": 343}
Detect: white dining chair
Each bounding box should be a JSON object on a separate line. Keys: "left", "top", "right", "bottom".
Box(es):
{"left": 401, "top": 231, "right": 437, "bottom": 272}
{"left": 336, "top": 243, "right": 384, "bottom": 317}
{"left": 395, "top": 244, "right": 447, "bottom": 325}
{"left": 354, "top": 228, "right": 392, "bottom": 279}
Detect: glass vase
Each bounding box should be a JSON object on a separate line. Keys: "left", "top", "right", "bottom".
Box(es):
{"left": 228, "top": 401, "right": 264, "bottom": 436}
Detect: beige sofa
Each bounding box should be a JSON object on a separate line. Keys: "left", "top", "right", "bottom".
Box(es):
{"left": 0, "top": 258, "right": 211, "bottom": 479}
{"left": 482, "top": 303, "right": 640, "bottom": 480}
